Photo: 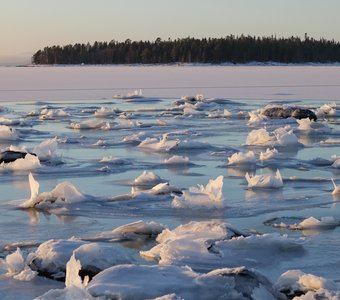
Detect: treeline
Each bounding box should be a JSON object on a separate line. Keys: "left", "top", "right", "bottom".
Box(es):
{"left": 32, "top": 35, "right": 340, "bottom": 65}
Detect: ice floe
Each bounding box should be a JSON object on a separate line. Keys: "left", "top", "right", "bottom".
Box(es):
{"left": 265, "top": 216, "right": 339, "bottom": 230}
{"left": 245, "top": 170, "right": 283, "bottom": 189}
{"left": 296, "top": 117, "right": 331, "bottom": 133}
{"left": 141, "top": 220, "right": 303, "bottom": 271}
{"left": 164, "top": 155, "right": 190, "bottom": 165}
{"left": 0, "top": 125, "right": 18, "bottom": 140}
{"left": 172, "top": 176, "right": 224, "bottom": 208}
{"left": 33, "top": 137, "right": 60, "bottom": 162}
{"left": 138, "top": 134, "right": 179, "bottom": 152}
{"left": 0, "top": 152, "right": 40, "bottom": 172}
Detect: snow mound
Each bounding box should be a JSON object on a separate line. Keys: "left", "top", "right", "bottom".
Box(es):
{"left": 245, "top": 170, "right": 283, "bottom": 189}
{"left": 171, "top": 176, "right": 224, "bottom": 208}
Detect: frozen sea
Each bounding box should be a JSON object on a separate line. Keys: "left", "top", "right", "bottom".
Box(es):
{"left": 0, "top": 65, "right": 340, "bottom": 299}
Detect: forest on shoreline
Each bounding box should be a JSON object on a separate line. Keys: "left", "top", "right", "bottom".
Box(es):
{"left": 32, "top": 35, "right": 340, "bottom": 65}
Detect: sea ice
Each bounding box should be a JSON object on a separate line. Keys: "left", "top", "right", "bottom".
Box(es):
{"left": 0, "top": 153, "right": 40, "bottom": 171}
{"left": 138, "top": 134, "right": 179, "bottom": 152}
{"left": 164, "top": 155, "right": 190, "bottom": 165}
{"left": 259, "top": 148, "right": 279, "bottom": 161}
{"left": 0, "top": 125, "right": 18, "bottom": 140}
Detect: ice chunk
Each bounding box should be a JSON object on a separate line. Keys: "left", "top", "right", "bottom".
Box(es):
{"left": 172, "top": 176, "right": 224, "bottom": 208}
{"left": 138, "top": 134, "right": 179, "bottom": 152}
{"left": 93, "top": 107, "right": 118, "bottom": 117}
{"left": 227, "top": 151, "right": 256, "bottom": 165}
{"left": 245, "top": 170, "right": 283, "bottom": 189}
{"left": 133, "top": 171, "right": 165, "bottom": 186}
{"left": 296, "top": 117, "right": 331, "bottom": 133}
{"left": 275, "top": 270, "right": 338, "bottom": 299}
{"left": 0, "top": 153, "right": 40, "bottom": 171}
{"left": 87, "top": 264, "right": 278, "bottom": 300}
{"left": 331, "top": 179, "right": 340, "bottom": 195}
{"left": 70, "top": 120, "right": 111, "bottom": 130}
{"left": 21, "top": 173, "right": 87, "bottom": 209}
{"left": 259, "top": 148, "right": 279, "bottom": 161}
{"left": 99, "top": 156, "right": 132, "bottom": 165}
{"left": 246, "top": 128, "right": 274, "bottom": 146}
{"left": 164, "top": 155, "right": 190, "bottom": 165}
{"left": 0, "top": 125, "right": 18, "bottom": 140}
{"left": 33, "top": 137, "right": 59, "bottom": 161}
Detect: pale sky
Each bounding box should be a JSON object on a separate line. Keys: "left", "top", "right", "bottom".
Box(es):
{"left": 1, "top": 0, "right": 340, "bottom": 64}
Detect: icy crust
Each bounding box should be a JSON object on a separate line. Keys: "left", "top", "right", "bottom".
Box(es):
{"left": 171, "top": 176, "right": 224, "bottom": 208}
{"left": 275, "top": 270, "right": 339, "bottom": 299}
{"left": 228, "top": 150, "right": 256, "bottom": 165}
{"left": 27, "top": 239, "right": 131, "bottom": 280}
{"left": 0, "top": 125, "right": 18, "bottom": 140}
{"left": 86, "top": 264, "right": 279, "bottom": 300}
{"left": 264, "top": 216, "right": 339, "bottom": 230}
{"left": 245, "top": 170, "right": 283, "bottom": 189}
{"left": 20, "top": 173, "right": 87, "bottom": 209}
{"left": 141, "top": 220, "right": 303, "bottom": 270}
{"left": 99, "top": 155, "right": 132, "bottom": 165}
{"left": 246, "top": 125, "right": 300, "bottom": 147}
{"left": 0, "top": 153, "right": 41, "bottom": 171}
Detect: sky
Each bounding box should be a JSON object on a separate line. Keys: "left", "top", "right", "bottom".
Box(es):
{"left": 1, "top": 0, "right": 340, "bottom": 64}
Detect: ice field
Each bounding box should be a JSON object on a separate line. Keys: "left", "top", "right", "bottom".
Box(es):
{"left": 0, "top": 65, "right": 340, "bottom": 299}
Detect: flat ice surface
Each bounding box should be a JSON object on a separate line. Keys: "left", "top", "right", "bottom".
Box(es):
{"left": 0, "top": 65, "right": 340, "bottom": 299}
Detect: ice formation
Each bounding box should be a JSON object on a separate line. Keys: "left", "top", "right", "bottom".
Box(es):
{"left": 27, "top": 238, "right": 131, "bottom": 280}
{"left": 70, "top": 120, "right": 111, "bottom": 130}
{"left": 275, "top": 270, "right": 339, "bottom": 299}
{"left": 86, "top": 264, "right": 278, "bottom": 300}
{"left": 0, "top": 248, "right": 37, "bottom": 281}
{"left": 245, "top": 170, "right": 283, "bottom": 188}
{"left": 246, "top": 128, "right": 274, "bottom": 146}
{"left": 141, "top": 220, "right": 303, "bottom": 270}
{"left": 133, "top": 171, "right": 165, "bottom": 186}
{"left": 93, "top": 107, "right": 118, "bottom": 117}
{"left": 20, "top": 173, "right": 87, "bottom": 209}
{"left": 227, "top": 150, "right": 256, "bottom": 165}
{"left": 39, "top": 108, "right": 70, "bottom": 119}
{"left": 266, "top": 216, "right": 339, "bottom": 230}
{"left": 331, "top": 179, "right": 340, "bottom": 195}
{"left": 296, "top": 117, "right": 331, "bottom": 133}
{"left": 0, "top": 125, "right": 18, "bottom": 140}
{"left": 33, "top": 137, "right": 59, "bottom": 161}
{"left": 259, "top": 148, "right": 279, "bottom": 161}
{"left": 0, "top": 153, "right": 41, "bottom": 171}
{"left": 99, "top": 156, "right": 132, "bottom": 165}
{"left": 138, "top": 134, "right": 179, "bottom": 151}
{"left": 164, "top": 155, "right": 190, "bottom": 165}
{"left": 172, "top": 176, "right": 224, "bottom": 208}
